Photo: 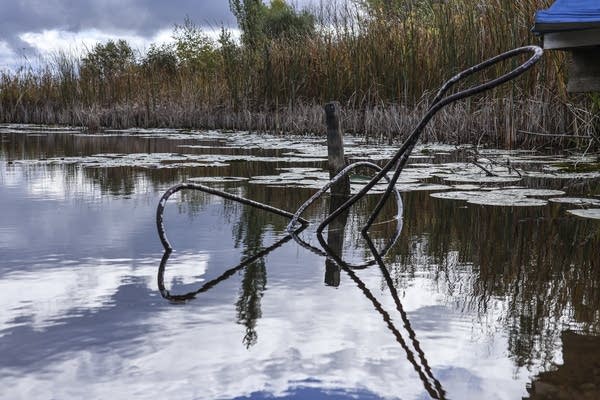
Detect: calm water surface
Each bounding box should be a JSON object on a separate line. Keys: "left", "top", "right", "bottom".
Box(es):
{"left": 0, "top": 125, "right": 599, "bottom": 400}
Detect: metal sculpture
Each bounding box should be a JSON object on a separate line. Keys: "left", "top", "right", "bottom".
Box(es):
{"left": 155, "top": 46, "right": 543, "bottom": 400}
{"left": 157, "top": 45, "right": 543, "bottom": 263}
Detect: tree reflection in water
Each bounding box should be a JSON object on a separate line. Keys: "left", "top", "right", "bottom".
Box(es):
{"left": 525, "top": 331, "right": 600, "bottom": 400}
{"left": 156, "top": 181, "right": 448, "bottom": 398}
{"left": 233, "top": 193, "right": 270, "bottom": 348}
{"left": 388, "top": 192, "right": 600, "bottom": 369}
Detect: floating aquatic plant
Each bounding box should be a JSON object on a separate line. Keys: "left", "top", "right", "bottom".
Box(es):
{"left": 442, "top": 174, "right": 522, "bottom": 184}
{"left": 487, "top": 188, "right": 565, "bottom": 197}
{"left": 187, "top": 177, "right": 249, "bottom": 184}
{"left": 430, "top": 190, "right": 548, "bottom": 207}
{"left": 452, "top": 184, "right": 481, "bottom": 190}
{"left": 567, "top": 209, "right": 600, "bottom": 220}
{"left": 549, "top": 197, "right": 600, "bottom": 206}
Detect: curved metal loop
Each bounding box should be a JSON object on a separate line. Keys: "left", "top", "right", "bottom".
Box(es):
{"left": 157, "top": 46, "right": 543, "bottom": 269}
{"left": 157, "top": 182, "right": 308, "bottom": 251}
{"left": 316, "top": 45, "right": 543, "bottom": 238}
{"left": 157, "top": 228, "right": 304, "bottom": 302}
{"left": 287, "top": 161, "right": 404, "bottom": 268}
{"left": 286, "top": 161, "right": 401, "bottom": 231}
{"left": 431, "top": 46, "right": 543, "bottom": 111}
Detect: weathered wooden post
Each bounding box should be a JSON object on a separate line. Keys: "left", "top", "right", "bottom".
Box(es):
{"left": 324, "top": 194, "right": 349, "bottom": 287}
{"left": 324, "top": 102, "right": 350, "bottom": 286}
{"left": 324, "top": 102, "right": 350, "bottom": 197}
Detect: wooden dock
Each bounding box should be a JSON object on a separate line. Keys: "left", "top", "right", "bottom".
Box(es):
{"left": 534, "top": 1, "right": 600, "bottom": 92}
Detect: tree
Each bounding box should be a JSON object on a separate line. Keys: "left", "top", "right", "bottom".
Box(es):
{"left": 172, "top": 17, "right": 219, "bottom": 71}
{"left": 142, "top": 43, "right": 178, "bottom": 75}
{"left": 229, "top": 0, "right": 315, "bottom": 46}
{"left": 81, "top": 39, "right": 135, "bottom": 79}
{"left": 262, "top": 0, "right": 315, "bottom": 40}
{"left": 356, "top": 0, "right": 433, "bottom": 20}
{"left": 229, "top": 0, "right": 266, "bottom": 47}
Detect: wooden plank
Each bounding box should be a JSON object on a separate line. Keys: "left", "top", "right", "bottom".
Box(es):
{"left": 568, "top": 47, "right": 600, "bottom": 92}
{"left": 544, "top": 28, "right": 600, "bottom": 50}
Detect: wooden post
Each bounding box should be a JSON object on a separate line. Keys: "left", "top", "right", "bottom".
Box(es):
{"left": 324, "top": 102, "right": 350, "bottom": 197}
{"left": 324, "top": 194, "right": 349, "bottom": 287}
{"left": 324, "top": 102, "right": 350, "bottom": 286}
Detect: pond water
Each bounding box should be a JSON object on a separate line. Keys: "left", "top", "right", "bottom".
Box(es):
{"left": 1, "top": 125, "right": 599, "bottom": 400}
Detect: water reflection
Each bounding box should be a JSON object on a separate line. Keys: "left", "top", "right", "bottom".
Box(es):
{"left": 2, "top": 127, "right": 600, "bottom": 399}
{"left": 340, "top": 241, "right": 447, "bottom": 399}
{"left": 395, "top": 193, "right": 600, "bottom": 368}
{"left": 158, "top": 232, "right": 298, "bottom": 350}
{"left": 526, "top": 331, "right": 600, "bottom": 400}
{"left": 155, "top": 167, "right": 448, "bottom": 397}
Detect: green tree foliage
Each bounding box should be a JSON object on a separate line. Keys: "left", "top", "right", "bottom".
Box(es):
{"left": 172, "top": 17, "right": 220, "bottom": 71}
{"left": 262, "top": 0, "right": 315, "bottom": 40}
{"left": 81, "top": 39, "right": 135, "bottom": 79}
{"left": 229, "top": 0, "right": 265, "bottom": 47}
{"left": 142, "top": 43, "right": 178, "bottom": 75}
{"left": 229, "top": 0, "right": 315, "bottom": 46}
{"left": 357, "top": 0, "right": 433, "bottom": 20}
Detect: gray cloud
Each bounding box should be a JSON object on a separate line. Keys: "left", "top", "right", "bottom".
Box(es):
{"left": 0, "top": 0, "right": 237, "bottom": 62}
{"left": 0, "top": 0, "right": 322, "bottom": 68}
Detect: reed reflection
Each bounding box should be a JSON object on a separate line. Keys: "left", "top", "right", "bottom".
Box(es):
{"left": 525, "top": 331, "right": 600, "bottom": 400}
{"left": 388, "top": 192, "right": 600, "bottom": 368}
{"left": 312, "top": 200, "right": 447, "bottom": 399}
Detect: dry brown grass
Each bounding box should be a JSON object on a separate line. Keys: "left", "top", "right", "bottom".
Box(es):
{"left": 0, "top": 0, "right": 596, "bottom": 148}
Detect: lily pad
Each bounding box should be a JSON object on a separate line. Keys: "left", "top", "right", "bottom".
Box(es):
{"left": 350, "top": 183, "right": 391, "bottom": 195}
{"left": 416, "top": 143, "right": 465, "bottom": 152}
{"left": 453, "top": 184, "right": 481, "bottom": 190}
{"left": 567, "top": 209, "right": 600, "bottom": 220}
{"left": 442, "top": 174, "right": 522, "bottom": 184}
{"left": 430, "top": 190, "right": 548, "bottom": 207}
{"left": 277, "top": 167, "right": 323, "bottom": 173}
{"left": 487, "top": 188, "right": 566, "bottom": 197}
{"left": 396, "top": 183, "right": 452, "bottom": 192}
{"left": 467, "top": 196, "right": 548, "bottom": 207}
{"left": 525, "top": 171, "right": 600, "bottom": 180}
{"left": 430, "top": 191, "right": 486, "bottom": 201}
{"left": 187, "top": 177, "right": 249, "bottom": 183}
{"left": 549, "top": 197, "right": 600, "bottom": 206}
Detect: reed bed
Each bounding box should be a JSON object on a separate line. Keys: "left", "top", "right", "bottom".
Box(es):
{"left": 0, "top": 0, "right": 597, "bottom": 148}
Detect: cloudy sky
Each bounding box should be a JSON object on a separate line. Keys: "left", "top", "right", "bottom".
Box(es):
{"left": 0, "top": 0, "right": 319, "bottom": 70}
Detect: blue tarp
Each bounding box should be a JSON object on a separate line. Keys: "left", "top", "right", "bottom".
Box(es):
{"left": 534, "top": 0, "right": 600, "bottom": 33}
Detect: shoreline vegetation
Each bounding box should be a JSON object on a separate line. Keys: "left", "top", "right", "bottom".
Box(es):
{"left": 0, "top": 0, "right": 598, "bottom": 148}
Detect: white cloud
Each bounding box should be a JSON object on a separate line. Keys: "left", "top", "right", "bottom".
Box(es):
{"left": 19, "top": 28, "right": 175, "bottom": 58}
{"left": 0, "top": 252, "right": 208, "bottom": 332}
{"left": 5, "top": 26, "right": 241, "bottom": 70}
{"left": 0, "top": 266, "right": 545, "bottom": 400}
{"left": 0, "top": 40, "right": 18, "bottom": 70}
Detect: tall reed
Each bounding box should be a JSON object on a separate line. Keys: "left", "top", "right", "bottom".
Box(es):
{"left": 0, "top": 0, "right": 596, "bottom": 148}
